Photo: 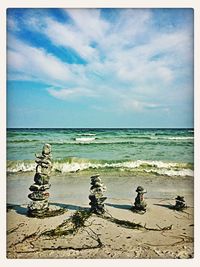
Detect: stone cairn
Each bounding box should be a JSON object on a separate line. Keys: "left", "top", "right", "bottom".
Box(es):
{"left": 133, "top": 186, "right": 147, "bottom": 212}
{"left": 28, "top": 144, "right": 52, "bottom": 217}
{"left": 89, "top": 174, "right": 107, "bottom": 215}
{"left": 174, "top": 195, "right": 187, "bottom": 211}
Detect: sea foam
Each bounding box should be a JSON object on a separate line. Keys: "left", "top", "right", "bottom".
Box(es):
{"left": 7, "top": 159, "right": 193, "bottom": 177}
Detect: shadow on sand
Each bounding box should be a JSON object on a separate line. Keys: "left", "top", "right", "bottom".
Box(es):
{"left": 7, "top": 204, "right": 27, "bottom": 216}
{"left": 50, "top": 202, "right": 89, "bottom": 211}
{"left": 7, "top": 202, "right": 90, "bottom": 217}
{"left": 153, "top": 203, "right": 174, "bottom": 210}
{"left": 105, "top": 202, "right": 132, "bottom": 211}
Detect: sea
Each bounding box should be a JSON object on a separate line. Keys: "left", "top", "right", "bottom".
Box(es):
{"left": 7, "top": 128, "right": 194, "bottom": 178}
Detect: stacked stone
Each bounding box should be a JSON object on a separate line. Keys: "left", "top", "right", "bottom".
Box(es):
{"left": 28, "top": 144, "right": 53, "bottom": 217}
{"left": 134, "top": 186, "right": 147, "bottom": 212}
{"left": 174, "top": 195, "right": 187, "bottom": 211}
{"left": 89, "top": 174, "right": 107, "bottom": 214}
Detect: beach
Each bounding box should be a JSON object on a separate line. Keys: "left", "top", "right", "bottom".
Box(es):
{"left": 7, "top": 171, "right": 194, "bottom": 259}
{"left": 7, "top": 128, "right": 194, "bottom": 259}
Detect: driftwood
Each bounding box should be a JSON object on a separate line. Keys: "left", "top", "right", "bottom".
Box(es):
{"left": 9, "top": 227, "right": 41, "bottom": 248}
{"left": 7, "top": 223, "right": 25, "bottom": 235}
{"left": 16, "top": 243, "right": 102, "bottom": 254}
{"left": 143, "top": 223, "right": 173, "bottom": 231}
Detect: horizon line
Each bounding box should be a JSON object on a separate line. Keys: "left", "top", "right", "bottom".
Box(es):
{"left": 7, "top": 127, "right": 194, "bottom": 129}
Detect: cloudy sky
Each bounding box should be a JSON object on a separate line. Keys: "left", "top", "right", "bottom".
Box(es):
{"left": 7, "top": 8, "right": 193, "bottom": 128}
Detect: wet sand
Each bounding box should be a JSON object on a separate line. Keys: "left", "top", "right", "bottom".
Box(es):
{"left": 7, "top": 172, "right": 194, "bottom": 259}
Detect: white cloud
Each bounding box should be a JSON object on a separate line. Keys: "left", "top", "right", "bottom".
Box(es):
{"left": 44, "top": 18, "right": 99, "bottom": 61}
{"left": 47, "top": 87, "right": 97, "bottom": 100}
{"left": 7, "top": 35, "right": 76, "bottom": 86}
{"left": 121, "top": 98, "right": 169, "bottom": 113}
{"left": 7, "top": 9, "right": 193, "bottom": 114}
{"left": 65, "top": 9, "right": 109, "bottom": 41}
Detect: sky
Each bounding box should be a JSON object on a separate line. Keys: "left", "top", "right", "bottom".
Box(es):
{"left": 7, "top": 8, "right": 194, "bottom": 128}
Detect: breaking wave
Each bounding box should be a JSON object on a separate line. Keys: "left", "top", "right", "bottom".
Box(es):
{"left": 7, "top": 158, "right": 193, "bottom": 177}
{"left": 166, "top": 137, "right": 194, "bottom": 140}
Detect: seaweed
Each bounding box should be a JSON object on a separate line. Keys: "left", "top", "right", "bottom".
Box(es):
{"left": 41, "top": 209, "right": 91, "bottom": 237}
{"left": 102, "top": 215, "right": 143, "bottom": 230}
{"left": 101, "top": 213, "right": 172, "bottom": 232}
{"left": 15, "top": 210, "right": 104, "bottom": 254}
{"left": 9, "top": 208, "right": 175, "bottom": 256}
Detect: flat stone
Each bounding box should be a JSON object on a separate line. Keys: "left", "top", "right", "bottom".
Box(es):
{"left": 91, "top": 174, "right": 100, "bottom": 179}
{"left": 35, "top": 154, "right": 52, "bottom": 161}
{"left": 35, "top": 161, "right": 52, "bottom": 169}
{"left": 42, "top": 144, "right": 51, "bottom": 155}
{"left": 29, "top": 183, "right": 51, "bottom": 191}
{"left": 90, "top": 184, "right": 104, "bottom": 190}
{"left": 91, "top": 178, "right": 101, "bottom": 184}
{"left": 28, "top": 199, "right": 49, "bottom": 211}
{"left": 28, "top": 191, "right": 49, "bottom": 201}
{"left": 36, "top": 165, "right": 52, "bottom": 175}
{"left": 34, "top": 173, "right": 50, "bottom": 185}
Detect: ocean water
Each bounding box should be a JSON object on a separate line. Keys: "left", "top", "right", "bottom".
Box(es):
{"left": 7, "top": 128, "right": 194, "bottom": 177}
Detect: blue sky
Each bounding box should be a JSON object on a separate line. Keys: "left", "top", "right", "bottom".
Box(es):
{"left": 7, "top": 8, "right": 194, "bottom": 128}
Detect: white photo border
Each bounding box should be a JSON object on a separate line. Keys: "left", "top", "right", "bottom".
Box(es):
{"left": 0, "top": 1, "right": 200, "bottom": 266}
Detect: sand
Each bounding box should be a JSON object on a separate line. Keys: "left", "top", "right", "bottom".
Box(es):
{"left": 7, "top": 172, "right": 194, "bottom": 259}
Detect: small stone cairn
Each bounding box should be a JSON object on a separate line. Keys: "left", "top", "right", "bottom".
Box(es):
{"left": 89, "top": 174, "right": 107, "bottom": 214}
{"left": 133, "top": 186, "right": 147, "bottom": 212}
{"left": 28, "top": 144, "right": 52, "bottom": 217}
{"left": 174, "top": 195, "right": 187, "bottom": 211}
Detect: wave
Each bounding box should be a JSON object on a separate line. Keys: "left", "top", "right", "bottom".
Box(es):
{"left": 74, "top": 137, "right": 96, "bottom": 142}
{"left": 7, "top": 160, "right": 36, "bottom": 172}
{"left": 76, "top": 133, "right": 96, "bottom": 136}
{"left": 7, "top": 136, "right": 194, "bottom": 146}
{"left": 7, "top": 158, "right": 193, "bottom": 177}
{"left": 166, "top": 137, "right": 194, "bottom": 140}
{"left": 9, "top": 139, "right": 40, "bottom": 143}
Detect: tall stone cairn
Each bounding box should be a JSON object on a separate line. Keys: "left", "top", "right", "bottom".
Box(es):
{"left": 28, "top": 144, "right": 53, "bottom": 217}
{"left": 89, "top": 174, "right": 107, "bottom": 215}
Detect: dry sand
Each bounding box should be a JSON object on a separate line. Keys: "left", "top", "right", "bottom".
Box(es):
{"left": 7, "top": 172, "right": 194, "bottom": 259}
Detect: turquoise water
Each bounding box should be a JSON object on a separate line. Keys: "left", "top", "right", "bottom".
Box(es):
{"left": 7, "top": 128, "right": 194, "bottom": 177}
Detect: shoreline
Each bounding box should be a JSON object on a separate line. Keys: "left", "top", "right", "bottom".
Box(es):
{"left": 7, "top": 171, "right": 194, "bottom": 204}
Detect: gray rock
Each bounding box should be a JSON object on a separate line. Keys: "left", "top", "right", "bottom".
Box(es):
{"left": 28, "top": 199, "right": 49, "bottom": 211}
{"left": 42, "top": 143, "right": 51, "bottom": 155}
{"left": 34, "top": 173, "right": 50, "bottom": 185}
{"left": 174, "top": 195, "right": 187, "bottom": 211}
{"left": 28, "top": 191, "right": 49, "bottom": 201}
{"left": 29, "top": 183, "right": 51, "bottom": 191}
{"left": 134, "top": 185, "right": 147, "bottom": 212}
